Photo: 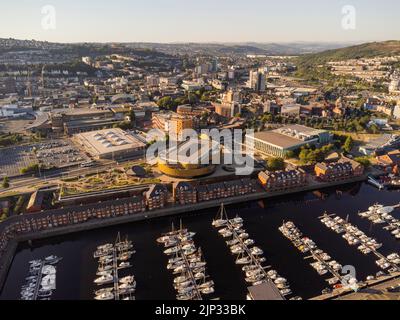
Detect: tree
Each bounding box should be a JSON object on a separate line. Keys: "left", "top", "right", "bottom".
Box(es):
{"left": 354, "top": 157, "right": 371, "bottom": 168}
{"left": 2, "top": 176, "right": 9, "bottom": 188}
{"left": 267, "top": 157, "right": 285, "bottom": 171}
{"left": 368, "top": 123, "right": 380, "bottom": 134}
{"left": 285, "top": 150, "right": 295, "bottom": 159}
{"left": 157, "top": 96, "right": 175, "bottom": 110}
{"left": 343, "top": 136, "right": 354, "bottom": 153}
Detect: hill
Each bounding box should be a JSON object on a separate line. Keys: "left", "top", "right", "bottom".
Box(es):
{"left": 296, "top": 40, "right": 400, "bottom": 68}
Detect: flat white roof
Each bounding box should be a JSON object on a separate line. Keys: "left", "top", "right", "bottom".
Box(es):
{"left": 74, "top": 128, "right": 145, "bottom": 156}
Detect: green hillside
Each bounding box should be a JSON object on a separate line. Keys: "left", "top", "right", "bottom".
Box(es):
{"left": 296, "top": 40, "right": 400, "bottom": 68}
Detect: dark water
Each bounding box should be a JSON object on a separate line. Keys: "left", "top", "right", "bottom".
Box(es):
{"left": 1, "top": 183, "right": 400, "bottom": 300}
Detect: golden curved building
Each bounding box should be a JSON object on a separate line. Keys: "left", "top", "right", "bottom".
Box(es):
{"left": 158, "top": 138, "right": 219, "bottom": 179}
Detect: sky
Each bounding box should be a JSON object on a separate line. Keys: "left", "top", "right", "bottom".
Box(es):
{"left": 1, "top": 0, "right": 400, "bottom": 43}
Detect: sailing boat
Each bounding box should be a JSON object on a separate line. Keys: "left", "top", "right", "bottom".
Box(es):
{"left": 212, "top": 203, "right": 228, "bottom": 228}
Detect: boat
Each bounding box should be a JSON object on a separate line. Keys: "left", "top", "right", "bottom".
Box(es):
{"left": 198, "top": 280, "right": 214, "bottom": 290}
{"left": 119, "top": 282, "right": 136, "bottom": 290}
{"left": 231, "top": 246, "right": 244, "bottom": 255}
{"left": 164, "top": 247, "right": 180, "bottom": 255}
{"left": 118, "top": 251, "right": 133, "bottom": 261}
{"left": 213, "top": 204, "right": 229, "bottom": 228}
{"left": 250, "top": 247, "right": 263, "bottom": 256}
{"left": 201, "top": 287, "right": 215, "bottom": 295}
{"left": 42, "top": 265, "right": 56, "bottom": 275}
{"left": 95, "top": 292, "right": 114, "bottom": 300}
{"left": 244, "top": 239, "right": 255, "bottom": 246}
{"left": 236, "top": 256, "right": 252, "bottom": 265}
{"left": 119, "top": 276, "right": 135, "bottom": 284}
{"left": 212, "top": 219, "right": 227, "bottom": 228}
{"left": 174, "top": 275, "right": 190, "bottom": 285}
{"left": 95, "top": 288, "right": 114, "bottom": 296}
{"left": 226, "top": 239, "right": 240, "bottom": 246}
{"left": 94, "top": 274, "right": 113, "bottom": 285}
{"left": 118, "top": 262, "right": 131, "bottom": 269}
{"left": 238, "top": 233, "right": 249, "bottom": 240}
{"left": 41, "top": 274, "right": 56, "bottom": 290}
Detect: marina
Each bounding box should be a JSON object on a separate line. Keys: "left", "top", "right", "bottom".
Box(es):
{"left": 212, "top": 204, "right": 294, "bottom": 300}
{"left": 93, "top": 233, "right": 136, "bottom": 300}
{"left": 279, "top": 221, "right": 356, "bottom": 295}
{"left": 1, "top": 182, "right": 400, "bottom": 300}
{"left": 20, "top": 255, "right": 62, "bottom": 300}
{"left": 320, "top": 213, "right": 400, "bottom": 276}
{"left": 158, "top": 222, "right": 216, "bottom": 300}
{"left": 358, "top": 204, "right": 400, "bottom": 241}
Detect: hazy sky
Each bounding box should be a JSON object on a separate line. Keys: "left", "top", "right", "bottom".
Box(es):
{"left": 1, "top": 0, "right": 399, "bottom": 43}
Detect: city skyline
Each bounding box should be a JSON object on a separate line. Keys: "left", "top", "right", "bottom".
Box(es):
{"left": 1, "top": 0, "right": 400, "bottom": 43}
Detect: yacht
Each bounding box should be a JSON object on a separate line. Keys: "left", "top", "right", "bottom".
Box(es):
{"left": 201, "top": 287, "right": 215, "bottom": 295}
{"left": 119, "top": 276, "right": 135, "bottom": 284}
{"left": 118, "top": 262, "right": 131, "bottom": 269}
{"left": 95, "top": 291, "right": 114, "bottom": 300}
{"left": 236, "top": 256, "right": 252, "bottom": 265}
{"left": 230, "top": 217, "right": 243, "bottom": 224}
{"left": 244, "top": 239, "right": 255, "bottom": 246}
{"left": 212, "top": 219, "right": 227, "bottom": 228}
{"left": 95, "top": 288, "right": 113, "bottom": 296}
{"left": 250, "top": 247, "right": 263, "bottom": 256}
{"left": 42, "top": 265, "right": 56, "bottom": 275}
{"left": 164, "top": 246, "right": 180, "bottom": 255}
{"left": 226, "top": 239, "right": 240, "bottom": 246}
{"left": 238, "top": 233, "right": 249, "bottom": 240}
{"left": 119, "top": 282, "right": 136, "bottom": 290}
{"left": 94, "top": 274, "right": 114, "bottom": 285}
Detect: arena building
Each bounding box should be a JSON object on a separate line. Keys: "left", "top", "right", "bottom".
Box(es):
{"left": 246, "top": 124, "right": 331, "bottom": 158}
{"left": 73, "top": 128, "right": 146, "bottom": 160}
{"left": 157, "top": 137, "right": 219, "bottom": 179}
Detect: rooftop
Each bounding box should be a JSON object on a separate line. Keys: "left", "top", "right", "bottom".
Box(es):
{"left": 253, "top": 131, "right": 307, "bottom": 149}
{"left": 74, "top": 128, "right": 146, "bottom": 155}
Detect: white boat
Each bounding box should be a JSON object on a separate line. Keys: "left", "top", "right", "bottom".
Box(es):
{"left": 230, "top": 217, "right": 243, "bottom": 224}
{"left": 118, "top": 262, "right": 131, "bottom": 269}
{"left": 174, "top": 275, "right": 190, "bottom": 284}
{"left": 226, "top": 239, "right": 240, "bottom": 246}
{"left": 274, "top": 277, "right": 287, "bottom": 284}
{"left": 198, "top": 281, "right": 214, "bottom": 289}
{"left": 95, "top": 288, "right": 113, "bottom": 296}
{"left": 221, "top": 230, "right": 233, "bottom": 238}
{"left": 231, "top": 245, "right": 244, "bottom": 254}
{"left": 164, "top": 247, "right": 180, "bottom": 255}
{"left": 41, "top": 274, "right": 56, "bottom": 290}
{"left": 236, "top": 256, "right": 252, "bottom": 265}
{"left": 94, "top": 274, "right": 113, "bottom": 285}
{"left": 244, "top": 239, "right": 255, "bottom": 246}
{"left": 119, "top": 276, "right": 135, "bottom": 284}
{"left": 119, "top": 282, "right": 136, "bottom": 290}
{"left": 238, "top": 233, "right": 249, "bottom": 240}
{"left": 95, "top": 292, "right": 114, "bottom": 300}
{"left": 280, "top": 288, "right": 292, "bottom": 296}
{"left": 41, "top": 265, "right": 56, "bottom": 275}
{"left": 201, "top": 287, "right": 215, "bottom": 295}
{"left": 250, "top": 247, "right": 263, "bottom": 256}
{"left": 212, "top": 219, "right": 227, "bottom": 228}
{"left": 157, "top": 235, "right": 176, "bottom": 244}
